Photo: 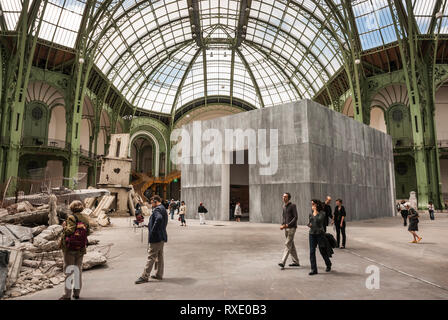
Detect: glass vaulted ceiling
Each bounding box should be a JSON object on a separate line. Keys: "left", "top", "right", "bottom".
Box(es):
{"left": 2, "top": 0, "right": 447, "bottom": 114}
{"left": 94, "top": 0, "right": 344, "bottom": 113}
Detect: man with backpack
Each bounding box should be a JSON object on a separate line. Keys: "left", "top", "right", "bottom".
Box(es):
{"left": 135, "top": 195, "right": 168, "bottom": 284}
{"left": 59, "top": 200, "right": 90, "bottom": 300}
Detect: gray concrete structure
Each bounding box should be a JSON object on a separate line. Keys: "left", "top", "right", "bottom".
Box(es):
{"left": 180, "top": 99, "right": 396, "bottom": 224}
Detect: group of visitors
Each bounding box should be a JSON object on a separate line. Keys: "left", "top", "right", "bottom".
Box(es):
{"left": 397, "top": 200, "right": 423, "bottom": 243}
{"left": 279, "top": 193, "right": 347, "bottom": 276}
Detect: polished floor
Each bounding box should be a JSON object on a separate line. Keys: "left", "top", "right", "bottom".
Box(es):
{"left": 16, "top": 212, "right": 448, "bottom": 300}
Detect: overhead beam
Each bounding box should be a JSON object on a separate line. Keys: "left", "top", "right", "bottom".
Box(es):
{"left": 428, "top": 0, "right": 444, "bottom": 35}
{"left": 0, "top": 2, "right": 8, "bottom": 32}
{"left": 235, "top": 0, "right": 251, "bottom": 48}
{"left": 187, "top": 0, "right": 202, "bottom": 47}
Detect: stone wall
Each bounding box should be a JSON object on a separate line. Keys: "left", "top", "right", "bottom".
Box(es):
{"left": 181, "top": 99, "right": 395, "bottom": 224}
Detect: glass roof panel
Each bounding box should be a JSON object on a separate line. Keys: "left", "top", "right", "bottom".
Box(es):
{"left": 38, "top": 0, "right": 86, "bottom": 48}
{"left": 353, "top": 0, "right": 398, "bottom": 50}
{"left": 89, "top": 0, "right": 346, "bottom": 114}
{"left": 199, "top": 0, "right": 240, "bottom": 36}
{"left": 411, "top": 0, "right": 436, "bottom": 33}
{"left": 1, "top": 0, "right": 23, "bottom": 30}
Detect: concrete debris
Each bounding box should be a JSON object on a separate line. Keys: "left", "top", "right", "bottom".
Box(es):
{"left": 35, "top": 225, "right": 63, "bottom": 241}
{"left": 82, "top": 250, "right": 107, "bottom": 270}
{"left": 3, "top": 225, "right": 33, "bottom": 242}
{"left": 31, "top": 225, "right": 46, "bottom": 237}
{"left": 6, "top": 201, "right": 34, "bottom": 214}
{"left": 90, "top": 195, "right": 114, "bottom": 227}
{"left": 0, "top": 209, "right": 8, "bottom": 219}
{"left": 0, "top": 208, "right": 50, "bottom": 227}
{"left": 0, "top": 235, "right": 14, "bottom": 247}
{"left": 33, "top": 225, "right": 63, "bottom": 252}
{"left": 48, "top": 194, "right": 59, "bottom": 226}
{"left": 2, "top": 188, "right": 110, "bottom": 207}
{"left": 88, "top": 239, "right": 100, "bottom": 246}
{"left": 0, "top": 187, "right": 116, "bottom": 299}
{"left": 0, "top": 250, "right": 9, "bottom": 298}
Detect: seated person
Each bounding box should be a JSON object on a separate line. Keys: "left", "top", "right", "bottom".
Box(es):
{"left": 133, "top": 203, "right": 144, "bottom": 226}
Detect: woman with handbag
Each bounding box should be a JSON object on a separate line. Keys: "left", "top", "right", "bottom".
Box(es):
{"left": 179, "top": 201, "right": 187, "bottom": 226}
{"left": 407, "top": 203, "right": 422, "bottom": 243}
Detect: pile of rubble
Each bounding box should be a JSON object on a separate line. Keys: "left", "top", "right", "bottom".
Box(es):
{"left": 0, "top": 188, "right": 117, "bottom": 299}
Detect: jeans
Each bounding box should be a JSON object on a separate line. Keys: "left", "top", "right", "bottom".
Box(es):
{"left": 309, "top": 233, "right": 331, "bottom": 273}
{"left": 180, "top": 214, "right": 186, "bottom": 224}
{"left": 335, "top": 222, "right": 346, "bottom": 247}
{"left": 429, "top": 210, "right": 434, "bottom": 220}
{"left": 170, "top": 210, "right": 174, "bottom": 220}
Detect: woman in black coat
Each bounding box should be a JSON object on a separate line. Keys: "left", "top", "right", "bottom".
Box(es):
{"left": 308, "top": 199, "right": 332, "bottom": 275}
{"left": 333, "top": 199, "right": 347, "bottom": 249}
{"left": 406, "top": 203, "right": 422, "bottom": 243}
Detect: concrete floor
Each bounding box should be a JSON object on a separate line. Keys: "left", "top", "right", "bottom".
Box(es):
{"left": 16, "top": 212, "right": 448, "bottom": 300}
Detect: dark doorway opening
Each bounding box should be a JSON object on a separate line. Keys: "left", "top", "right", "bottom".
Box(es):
{"left": 230, "top": 150, "right": 249, "bottom": 221}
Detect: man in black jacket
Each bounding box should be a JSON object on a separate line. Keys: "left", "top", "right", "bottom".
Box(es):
{"left": 278, "top": 193, "right": 300, "bottom": 269}
{"left": 135, "top": 195, "right": 168, "bottom": 284}
{"left": 323, "top": 196, "right": 333, "bottom": 232}
{"left": 198, "top": 202, "right": 208, "bottom": 225}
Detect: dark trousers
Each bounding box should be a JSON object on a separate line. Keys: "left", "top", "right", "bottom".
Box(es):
{"left": 335, "top": 222, "right": 346, "bottom": 247}
{"left": 401, "top": 212, "right": 408, "bottom": 226}
{"left": 309, "top": 234, "right": 331, "bottom": 273}
{"left": 170, "top": 210, "right": 174, "bottom": 220}
{"left": 429, "top": 210, "right": 435, "bottom": 220}
{"left": 180, "top": 214, "right": 186, "bottom": 224}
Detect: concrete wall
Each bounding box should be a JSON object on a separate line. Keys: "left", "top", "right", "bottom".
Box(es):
{"left": 181, "top": 99, "right": 395, "bottom": 224}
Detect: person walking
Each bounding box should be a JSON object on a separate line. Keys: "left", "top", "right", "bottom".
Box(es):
{"left": 333, "top": 199, "right": 347, "bottom": 249}
{"left": 135, "top": 195, "right": 168, "bottom": 284}
{"left": 234, "top": 201, "right": 242, "bottom": 222}
{"left": 169, "top": 199, "right": 176, "bottom": 220}
{"left": 198, "top": 202, "right": 208, "bottom": 225}
{"left": 59, "top": 200, "right": 90, "bottom": 300}
{"left": 400, "top": 200, "right": 408, "bottom": 226}
{"left": 179, "top": 201, "right": 187, "bottom": 226}
{"left": 278, "top": 193, "right": 300, "bottom": 270}
{"left": 323, "top": 196, "right": 333, "bottom": 233}
{"left": 407, "top": 203, "right": 422, "bottom": 243}
{"left": 428, "top": 201, "right": 435, "bottom": 221}
{"left": 308, "top": 199, "right": 332, "bottom": 275}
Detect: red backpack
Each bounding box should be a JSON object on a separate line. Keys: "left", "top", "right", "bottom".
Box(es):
{"left": 65, "top": 215, "right": 88, "bottom": 251}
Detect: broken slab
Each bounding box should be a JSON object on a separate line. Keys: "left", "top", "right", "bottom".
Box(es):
{"left": 31, "top": 225, "right": 46, "bottom": 237}
{"left": 0, "top": 246, "right": 24, "bottom": 291}
{"left": 0, "top": 250, "right": 9, "bottom": 298}
{"left": 48, "top": 194, "right": 58, "bottom": 226}
{"left": 82, "top": 250, "right": 107, "bottom": 270}
{"left": 2, "top": 188, "right": 110, "bottom": 207}
{"left": 0, "top": 234, "right": 14, "bottom": 247}
{"left": 0, "top": 208, "right": 50, "bottom": 226}
{"left": 6, "top": 201, "right": 34, "bottom": 214}
{"left": 3, "top": 224, "right": 33, "bottom": 242}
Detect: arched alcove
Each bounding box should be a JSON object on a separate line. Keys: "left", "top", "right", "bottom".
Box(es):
{"left": 369, "top": 107, "right": 386, "bottom": 133}
{"left": 48, "top": 105, "right": 66, "bottom": 147}
{"left": 129, "top": 131, "right": 160, "bottom": 177}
